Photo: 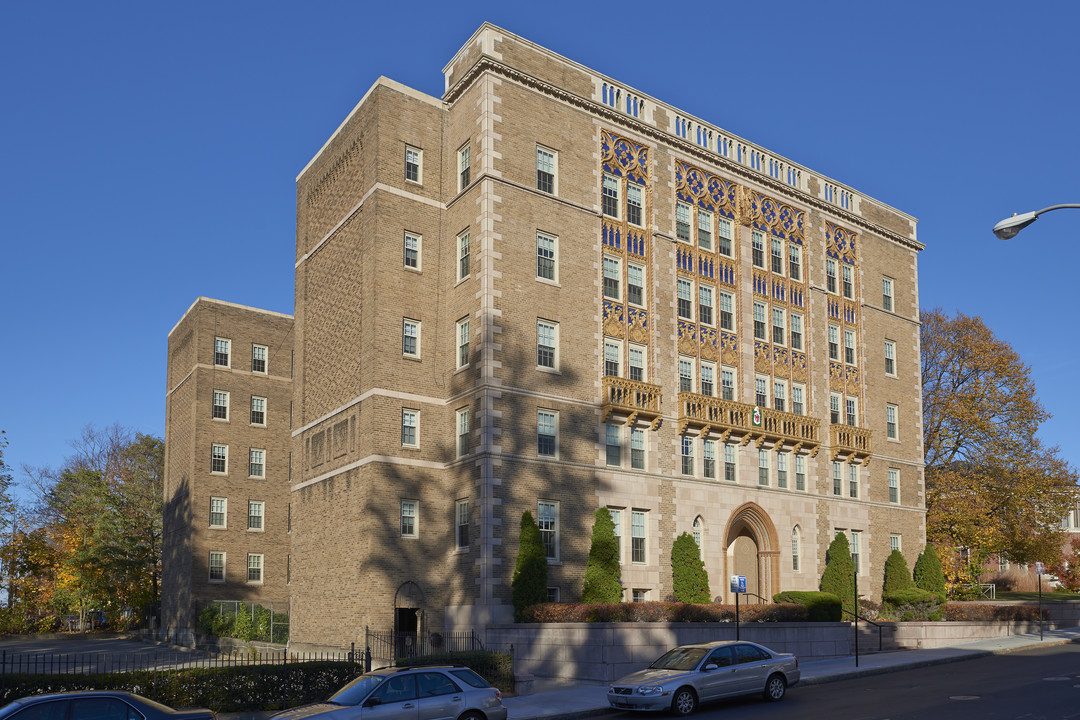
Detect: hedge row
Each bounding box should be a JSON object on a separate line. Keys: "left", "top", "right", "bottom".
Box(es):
{"left": 943, "top": 604, "right": 1049, "bottom": 621}
{"left": 395, "top": 650, "right": 513, "bottom": 692}
{"left": 522, "top": 601, "right": 808, "bottom": 623}
{"left": 772, "top": 591, "right": 842, "bottom": 621}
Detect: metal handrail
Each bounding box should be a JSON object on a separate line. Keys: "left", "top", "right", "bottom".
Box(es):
{"left": 842, "top": 608, "right": 883, "bottom": 652}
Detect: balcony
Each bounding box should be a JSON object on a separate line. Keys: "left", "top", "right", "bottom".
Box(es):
{"left": 830, "top": 424, "right": 873, "bottom": 464}
{"left": 677, "top": 392, "right": 820, "bottom": 455}
{"left": 602, "top": 376, "right": 663, "bottom": 429}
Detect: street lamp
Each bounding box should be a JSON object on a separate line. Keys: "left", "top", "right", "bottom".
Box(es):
{"left": 993, "top": 204, "right": 1080, "bottom": 239}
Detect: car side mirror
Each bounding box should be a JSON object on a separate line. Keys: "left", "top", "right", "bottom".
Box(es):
{"left": 703, "top": 664, "right": 718, "bottom": 671}
{"left": 364, "top": 698, "right": 382, "bottom": 707}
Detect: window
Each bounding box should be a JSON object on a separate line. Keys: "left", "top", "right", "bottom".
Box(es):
{"left": 248, "top": 501, "right": 264, "bottom": 530}
{"left": 538, "top": 410, "right": 557, "bottom": 457}
{"left": 213, "top": 390, "right": 229, "bottom": 420}
{"left": 698, "top": 210, "right": 712, "bottom": 251}
{"left": 250, "top": 396, "right": 266, "bottom": 426}
{"left": 401, "top": 409, "right": 418, "bottom": 447}
{"left": 850, "top": 530, "right": 861, "bottom": 573}
{"left": 790, "top": 313, "right": 803, "bottom": 351}
{"left": 209, "top": 552, "right": 225, "bottom": 582}
{"left": 537, "top": 232, "right": 556, "bottom": 281}
{"left": 457, "top": 231, "right": 470, "bottom": 281}
{"left": 753, "top": 302, "right": 766, "bottom": 341}
{"left": 889, "top": 468, "right": 900, "bottom": 503}
{"left": 456, "top": 499, "right": 469, "bottom": 549}
{"left": 830, "top": 393, "right": 842, "bottom": 424}
{"left": 604, "top": 339, "right": 620, "bottom": 377}
{"left": 886, "top": 404, "right": 898, "bottom": 440}
{"left": 724, "top": 443, "right": 736, "bottom": 482}
{"left": 210, "top": 497, "right": 226, "bottom": 528}
{"left": 681, "top": 435, "right": 694, "bottom": 475}
{"left": 788, "top": 245, "right": 802, "bottom": 281}
{"left": 458, "top": 144, "right": 470, "bottom": 191}
{"left": 537, "top": 146, "right": 556, "bottom": 194}
{"left": 849, "top": 464, "right": 859, "bottom": 498}
{"left": 700, "top": 361, "right": 715, "bottom": 397}
{"left": 400, "top": 500, "right": 417, "bottom": 538}
{"left": 792, "top": 383, "right": 805, "bottom": 416}
{"left": 884, "top": 340, "right": 897, "bottom": 376}
{"left": 676, "top": 202, "right": 691, "bottom": 242}
{"left": 631, "top": 510, "right": 646, "bottom": 563}
{"left": 719, "top": 291, "right": 734, "bottom": 331}
{"left": 214, "top": 337, "right": 230, "bottom": 367}
{"left": 630, "top": 427, "right": 645, "bottom": 470}
{"left": 404, "top": 232, "right": 421, "bottom": 269}
{"left": 755, "top": 375, "right": 768, "bottom": 408}
{"left": 792, "top": 527, "right": 801, "bottom": 572}
{"left": 603, "top": 255, "right": 621, "bottom": 300}
{"left": 703, "top": 440, "right": 716, "bottom": 479}
{"left": 828, "top": 324, "right": 840, "bottom": 361}
{"left": 752, "top": 231, "right": 765, "bottom": 268}
{"left": 248, "top": 448, "right": 265, "bottom": 478}
{"left": 628, "top": 344, "right": 645, "bottom": 382}
{"left": 537, "top": 319, "right": 558, "bottom": 369}
{"left": 538, "top": 501, "right": 559, "bottom": 560}
{"left": 547, "top": 587, "right": 561, "bottom": 603}
{"left": 882, "top": 276, "right": 894, "bottom": 311}
{"left": 602, "top": 174, "right": 619, "bottom": 218}
{"left": 890, "top": 533, "right": 901, "bottom": 552}
{"left": 771, "top": 237, "right": 784, "bottom": 274}
{"left": 826, "top": 258, "right": 838, "bottom": 294}
{"left": 677, "top": 278, "right": 693, "bottom": 320}
{"left": 402, "top": 319, "right": 420, "bottom": 358}
{"left": 795, "top": 455, "right": 806, "bottom": 491}
{"left": 457, "top": 408, "right": 470, "bottom": 457}
{"left": 772, "top": 307, "right": 786, "bottom": 345}
{"left": 721, "top": 366, "right": 735, "bottom": 401}
{"left": 678, "top": 357, "right": 694, "bottom": 393}
{"left": 717, "top": 217, "right": 733, "bottom": 257}
{"left": 456, "top": 317, "right": 470, "bottom": 368}
{"left": 832, "top": 462, "right": 842, "bottom": 495}
{"left": 699, "top": 284, "right": 714, "bottom": 326}
{"left": 247, "top": 553, "right": 263, "bottom": 583}
{"left": 211, "top": 444, "right": 227, "bottom": 474}
{"left": 610, "top": 508, "right": 623, "bottom": 559}
{"left": 758, "top": 449, "right": 769, "bottom": 486}
{"left": 846, "top": 396, "right": 858, "bottom": 426}
{"left": 606, "top": 424, "right": 622, "bottom": 466}
{"left": 252, "top": 344, "right": 267, "bottom": 373}
{"left": 842, "top": 263, "right": 854, "bottom": 299}
{"left": 773, "top": 380, "right": 786, "bottom": 412}
{"left": 844, "top": 329, "right": 856, "bottom": 365}
{"left": 626, "top": 182, "right": 643, "bottom": 226}
{"left": 632, "top": 589, "right": 647, "bottom": 602}
{"left": 627, "top": 263, "right": 644, "bottom": 306}
{"left": 692, "top": 517, "right": 703, "bottom": 550}
{"left": 405, "top": 145, "right": 421, "bottom": 183}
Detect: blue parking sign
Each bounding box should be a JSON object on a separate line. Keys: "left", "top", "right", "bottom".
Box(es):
{"left": 730, "top": 575, "right": 747, "bottom": 593}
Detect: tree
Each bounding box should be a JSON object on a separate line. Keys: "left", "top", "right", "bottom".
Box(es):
{"left": 671, "top": 532, "right": 710, "bottom": 603}
{"left": 511, "top": 511, "right": 548, "bottom": 621}
{"left": 819, "top": 532, "right": 856, "bottom": 619}
{"left": 581, "top": 508, "right": 621, "bottom": 603}
{"left": 1046, "top": 537, "right": 1080, "bottom": 592}
{"left": 913, "top": 544, "right": 946, "bottom": 600}
{"left": 883, "top": 549, "right": 914, "bottom": 595}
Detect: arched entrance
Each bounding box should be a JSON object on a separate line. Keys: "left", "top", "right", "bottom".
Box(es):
{"left": 722, "top": 503, "right": 780, "bottom": 604}
{"left": 394, "top": 581, "right": 425, "bottom": 659}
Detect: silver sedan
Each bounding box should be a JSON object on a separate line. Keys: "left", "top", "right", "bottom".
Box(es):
{"left": 607, "top": 641, "right": 800, "bottom": 715}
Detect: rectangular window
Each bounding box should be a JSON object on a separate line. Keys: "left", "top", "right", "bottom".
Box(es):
{"left": 603, "top": 255, "right": 621, "bottom": 300}
{"left": 247, "top": 553, "right": 263, "bottom": 583}
{"left": 537, "top": 232, "right": 556, "bottom": 281}
{"left": 676, "top": 202, "right": 691, "bottom": 242}
{"left": 752, "top": 231, "right": 765, "bottom": 268}
{"left": 606, "top": 424, "right": 622, "bottom": 466}
{"left": 458, "top": 144, "right": 471, "bottom": 191}
{"left": 826, "top": 258, "right": 838, "bottom": 294}
{"left": 830, "top": 393, "right": 842, "bottom": 424}
{"left": 679, "top": 357, "right": 694, "bottom": 393}
{"left": 758, "top": 449, "right": 769, "bottom": 486}
{"left": 773, "top": 380, "right": 786, "bottom": 412}
{"left": 850, "top": 530, "right": 861, "bottom": 573}
{"left": 681, "top": 435, "right": 694, "bottom": 476}
{"left": 717, "top": 217, "right": 733, "bottom": 257}
{"left": 889, "top": 469, "right": 900, "bottom": 503}
{"left": 753, "top": 302, "right": 766, "bottom": 341}
{"left": 886, "top": 403, "right": 898, "bottom": 440}
{"left": 628, "top": 344, "right": 645, "bottom": 382}
{"left": 700, "top": 361, "right": 715, "bottom": 397}
{"left": 755, "top": 375, "right": 768, "bottom": 408}
{"left": 677, "top": 278, "right": 693, "bottom": 320}
{"left": 890, "top": 534, "right": 901, "bottom": 552}
{"left": 849, "top": 465, "right": 859, "bottom": 498}
{"left": 537, "top": 146, "right": 556, "bottom": 194}
{"left": 457, "top": 407, "right": 470, "bottom": 457}
{"left": 882, "top": 276, "right": 894, "bottom": 311}
{"left": 792, "top": 383, "right": 805, "bottom": 416}
{"left": 631, "top": 511, "right": 646, "bottom": 564}
{"left": 214, "top": 337, "right": 230, "bottom": 367}
{"left": 844, "top": 329, "right": 856, "bottom": 365}
{"left": 626, "top": 182, "right": 643, "bottom": 226}
{"left": 833, "top": 462, "right": 842, "bottom": 495}
{"left": 719, "top": 291, "right": 734, "bottom": 331}
{"left": 538, "top": 501, "right": 559, "bottom": 560}
{"left": 537, "top": 410, "right": 557, "bottom": 457}
{"left": 610, "top": 508, "right": 623, "bottom": 560}
{"left": 795, "top": 455, "right": 806, "bottom": 491}
{"left": 699, "top": 284, "right": 714, "bottom": 326}
{"left": 842, "top": 263, "right": 855, "bottom": 299}
{"left": 537, "top": 319, "right": 558, "bottom": 369}
{"left": 404, "top": 232, "right": 421, "bottom": 269}
{"left": 212, "top": 390, "right": 229, "bottom": 420}
{"left": 630, "top": 427, "right": 645, "bottom": 470}
{"left": 697, "top": 210, "right": 712, "bottom": 251}
{"left": 400, "top": 500, "right": 417, "bottom": 538}
{"left": 788, "top": 245, "right": 802, "bottom": 281}
{"left": 846, "top": 396, "right": 858, "bottom": 426}
{"left": 703, "top": 439, "right": 716, "bottom": 479}
{"left": 828, "top": 324, "right": 840, "bottom": 361}
{"left": 772, "top": 307, "right": 786, "bottom": 345}
{"left": 547, "top": 587, "right": 560, "bottom": 603}
{"left": 721, "top": 366, "right": 735, "bottom": 401}
{"left": 724, "top": 443, "right": 736, "bottom": 482}
{"left": 456, "top": 499, "right": 469, "bottom": 549}
{"left": 885, "top": 340, "right": 897, "bottom": 376}
{"left": 248, "top": 448, "right": 265, "bottom": 478}
{"left": 405, "top": 146, "right": 422, "bottom": 183}
{"left": 248, "top": 501, "right": 264, "bottom": 530}
{"left": 602, "top": 174, "right": 619, "bottom": 218}
{"left": 211, "top": 444, "right": 227, "bottom": 474}
{"left": 251, "top": 344, "right": 267, "bottom": 374}
{"left": 209, "top": 552, "right": 225, "bottom": 582}
{"left": 210, "top": 497, "right": 226, "bottom": 528}
{"left": 771, "top": 236, "right": 784, "bottom": 274}
{"left": 790, "top": 313, "right": 803, "bottom": 351}
{"left": 250, "top": 396, "right": 266, "bottom": 426}
{"left": 632, "top": 589, "right": 647, "bottom": 602}
{"left": 457, "top": 231, "right": 470, "bottom": 281}
{"left": 401, "top": 409, "right": 418, "bottom": 447}
{"left": 402, "top": 319, "right": 420, "bottom": 358}
{"left": 604, "top": 339, "right": 621, "bottom": 377}
{"left": 457, "top": 318, "right": 470, "bottom": 368}
{"left": 627, "top": 263, "right": 644, "bottom": 306}
{"left": 777, "top": 451, "right": 788, "bottom": 488}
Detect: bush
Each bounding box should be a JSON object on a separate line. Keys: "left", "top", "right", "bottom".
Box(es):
{"left": 581, "top": 508, "right": 622, "bottom": 603}
{"left": 520, "top": 601, "right": 807, "bottom": 623}
{"left": 671, "top": 533, "right": 710, "bottom": 604}
{"left": 883, "top": 550, "right": 915, "bottom": 595}
{"left": 913, "top": 544, "right": 946, "bottom": 599}
{"left": 820, "top": 533, "right": 856, "bottom": 619}
{"left": 512, "top": 511, "right": 549, "bottom": 622}
{"left": 772, "top": 591, "right": 842, "bottom": 622}
{"left": 882, "top": 588, "right": 944, "bottom": 621}
{"left": 943, "top": 604, "right": 1049, "bottom": 621}
{"left": 395, "top": 650, "right": 513, "bottom": 692}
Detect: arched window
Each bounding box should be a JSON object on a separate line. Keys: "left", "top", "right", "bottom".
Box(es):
{"left": 693, "top": 516, "right": 703, "bottom": 556}
{"left": 791, "top": 526, "right": 801, "bottom": 572}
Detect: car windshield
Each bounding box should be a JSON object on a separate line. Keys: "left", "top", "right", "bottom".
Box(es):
{"left": 649, "top": 647, "right": 710, "bottom": 671}
{"left": 328, "top": 675, "right": 386, "bottom": 705}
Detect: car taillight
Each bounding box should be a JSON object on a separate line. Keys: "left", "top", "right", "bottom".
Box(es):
{"left": 495, "top": 690, "right": 502, "bottom": 701}
{"left": 794, "top": 656, "right": 799, "bottom": 669}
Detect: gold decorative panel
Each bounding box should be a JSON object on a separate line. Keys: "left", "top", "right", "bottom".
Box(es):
{"left": 745, "top": 190, "right": 806, "bottom": 243}
{"left": 675, "top": 160, "right": 738, "bottom": 219}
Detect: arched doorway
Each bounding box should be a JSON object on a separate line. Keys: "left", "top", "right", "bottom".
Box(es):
{"left": 723, "top": 503, "right": 780, "bottom": 603}
{"left": 394, "top": 581, "right": 425, "bottom": 659}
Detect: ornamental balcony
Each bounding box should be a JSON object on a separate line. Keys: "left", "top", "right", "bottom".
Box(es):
{"left": 830, "top": 423, "right": 873, "bottom": 464}
{"left": 602, "top": 376, "right": 663, "bottom": 429}
{"left": 677, "top": 392, "right": 820, "bottom": 455}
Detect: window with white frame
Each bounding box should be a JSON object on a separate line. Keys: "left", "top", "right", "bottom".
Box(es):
{"left": 547, "top": 587, "right": 560, "bottom": 603}
{"left": 692, "top": 516, "right": 703, "bottom": 551}
{"left": 248, "top": 448, "right": 265, "bottom": 478}
{"left": 631, "top": 510, "right": 646, "bottom": 563}
{"left": 888, "top": 468, "right": 900, "bottom": 503}
{"left": 788, "top": 245, "right": 802, "bottom": 281}
{"left": 771, "top": 236, "right": 784, "bottom": 274}
{"left": 609, "top": 507, "right": 623, "bottom": 560}
{"left": 456, "top": 499, "right": 469, "bottom": 549}
{"left": 758, "top": 449, "right": 769, "bottom": 486}
{"left": 210, "top": 497, "right": 226, "bottom": 528}
{"left": 677, "top": 278, "right": 693, "bottom": 320}
{"left": 214, "top": 337, "right": 230, "bottom": 367}
{"left": 248, "top": 500, "right": 264, "bottom": 531}
{"left": 628, "top": 344, "right": 645, "bottom": 382}
{"left": 699, "top": 284, "right": 714, "bottom": 326}
{"left": 755, "top": 375, "right": 768, "bottom": 408}
{"left": 537, "top": 319, "right": 558, "bottom": 370}
{"left": 842, "top": 263, "right": 855, "bottom": 299}
{"left": 703, "top": 440, "right": 716, "bottom": 479}
{"left": 211, "top": 444, "right": 227, "bottom": 474}
{"left": 721, "top": 366, "right": 735, "bottom": 401}
{"left": 538, "top": 501, "right": 559, "bottom": 560}
{"left": 630, "top": 427, "right": 645, "bottom": 470}
{"left": 772, "top": 307, "right": 786, "bottom": 345}
{"left": 537, "top": 232, "right": 556, "bottom": 281}
{"left": 404, "top": 231, "right": 421, "bottom": 270}
{"left": 849, "top": 464, "right": 859, "bottom": 498}
{"left": 401, "top": 409, "right": 419, "bottom": 447}
{"left": 717, "top": 217, "right": 733, "bottom": 257}
{"left": 681, "top": 435, "right": 694, "bottom": 475}
{"left": 458, "top": 143, "right": 471, "bottom": 191}
{"left": 890, "top": 533, "right": 901, "bottom": 552}
{"left": 752, "top": 231, "right": 765, "bottom": 268}
{"left": 247, "top": 553, "right": 264, "bottom": 583}
{"left": 697, "top": 210, "right": 713, "bottom": 251}
{"left": 776, "top": 451, "right": 789, "bottom": 488}
{"left": 676, "top": 202, "right": 691, "bottom": 242}
{"left": 846, "top": 396, "right": 858, "bottom": 426}
{"left": 209, "top": 552, "right": 225, "bottom": 582}
{"left": 603, "top": 255, "right": 621, "bottom": 300}
{"left": 457, "top": 230, "right": 470, "bottom": 281}
{"left": 602, "top": 174, "right": 619, "bottom": 218}
{"left": 832, "top": 461, "right": 842, "bottom": 495}
{"left": 252, "top": 344, "right": 267, "bottom": 374}
{"left": 792, "top": 526, "right": 801, "bottom": 572}
{"left": 828, "top": 324, "right": 840, "bottom": 361}
{"left": 400, "top": 500, "right": 417, "bottom": 538}
{"left": 605, "top": 424, "right": 622, "bottom": 467}
{"left": 886, "top": 403, "right": 899, "bottom": 440}
{"left": 882, "top": 276, "right": 894, "bottom": 311}
{"left": 724, "top": 443, "right": 736, "bottom": 482}
{"left": 405, "top": 145, "right": 422, "bottom": 183}
{"left": 884, "top": 339, "right": 897, "bottom": 376}
{"left": 678, "top": 357, "right": 694, "bottom": 393}
{"left": 795, "top": 455, "right": 806, "bottom": 491}
{"left": 626, "top": 182, "right": 643, "bottom": 226}
{"left": 537, "top": 145, "right": 556, "bottom": 194}
{"left": 826, "top": 258, "right": 838, "bottom": 294}
{"left": 250, "top": 396, "right": 266, "bottom": 426}
{"left": 754, "top": 302, "right": 766, "bottom": 341}
{"left": 402, "top": 319, "right": 420, "bottom": 358}
{"left": 627, "top": 263, "right": 644, "bottom": 306}
{"left": 632, "top": 589, "right": 647, "bottom": 602}
{"left": 537, "top": 410, "right": 557, "bottom": 457}
{"left": 456, "top": 317, "right": 470, "bottom": 368}
{"left": 773, "top": 379, "right": 786, "bottom": 412}
{"left": 456, "top": 407, "right": 470, "bottom": 457}
{"left": 830, "top": 393, "right": 842, "bottom": 424}
{"left": 213, "top": 390, "right": 229, "bottom": 420}
{"left": 850, "top": 530, "right": 861, "bottom": 572}
{"left": 790, "top": 313, "right": 803, "bottom": 351}
{"left": 844, "top": 329, "right": 856, "bottom": 365}
{"left": 792, "top": 383, "right": 805, "bottom": 416}
{"left": 604, "top": 338, "right": 621, "bottom": 377}
{"left": 719, "top": 291, "right": 734, "bottom": 331}
{"left": 700, "top": 361, "right": 715, "bottom": 397}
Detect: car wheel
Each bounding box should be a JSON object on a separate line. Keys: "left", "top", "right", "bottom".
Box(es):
{"left": 763, "top": 674, "right": 786, "bottom": 702}
{"left": 670, "top": 687, "right": 698, "bottom": 716}
{"left": 457, "top": 712, "right": 484, "bottom": 720}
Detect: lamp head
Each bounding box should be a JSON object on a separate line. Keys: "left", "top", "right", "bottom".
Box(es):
{"left": 993, "top": 211, "right": 1038, "bottom": 240}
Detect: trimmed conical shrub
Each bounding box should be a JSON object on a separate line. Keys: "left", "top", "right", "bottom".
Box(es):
{"left": 671, "top": 532, "right": 710, "bottom": 603}
{"left": 914, "top": 543, "right": 946, "bottom": 600}
{"left": 582, "top": 508, "right": 623, "bottom": 603}
{"left": 819, "top": 532, "right": 856, "bottom": 618}
{"left": 883, "top": 549, "right": 915, "bottom": 595}
{"left": 512, "top": 511, "right": 549, "bottom": 621}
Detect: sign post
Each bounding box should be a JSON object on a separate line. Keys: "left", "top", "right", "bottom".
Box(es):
{"left": 730, "top": 575, "right": 747, "bottom": 640}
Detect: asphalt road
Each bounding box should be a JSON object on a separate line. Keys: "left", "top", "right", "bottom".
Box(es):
{"left": 622, "top": 643, "right": 1080, "bottom": 720}
{"left": 0, "top": 633, "right": 211, "bottom": 673}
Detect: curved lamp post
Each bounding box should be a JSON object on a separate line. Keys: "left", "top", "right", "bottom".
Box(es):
{"left": 993, "top": 204, "right": 1080, "bottom": 239}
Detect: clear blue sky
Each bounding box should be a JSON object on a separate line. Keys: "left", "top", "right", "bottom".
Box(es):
{"left": 2, "top": 1, "right": 1078, "bottom": 498}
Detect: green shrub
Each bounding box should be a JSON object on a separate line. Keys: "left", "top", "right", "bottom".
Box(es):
{"left": 913, "top": 544, "right": 946, "bottom": 600}
{"left": 512, "top": 511, "right": 548, "bottom": 622}
{"left": 393, "top": 650, "right": 513, "bottom": 692}
{"left": 581, "top": 508, "right": 622, "bottom": 603}
{"left": 671, "top": 532, "right": 710, "bottom": 604}
{"left": 883, "top": 550, "right": 915, "bottom": 595}
{"left": 772, "top": 591, "right": 842, "bottom": 622}
{"left": 520, "top": 601, "right": 807, "bottom": 623}
{"left": 943, "top": 603, "right": 1049, "bottom": 621}
{"left": 819, "top": 533, "right": 856, "bottom": 619}
{"left": 882, "top": 588, "right": 943, "bottom": 621}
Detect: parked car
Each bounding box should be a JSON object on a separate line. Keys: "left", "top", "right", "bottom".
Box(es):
{"left": 0, "top": 691, "right": 215, "bottom": 720}
{"left": 607, "top": 640, "right": 800, "bottom": 715}
{"left": 272, "top": 665, "right": 507, "bottom": 720}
